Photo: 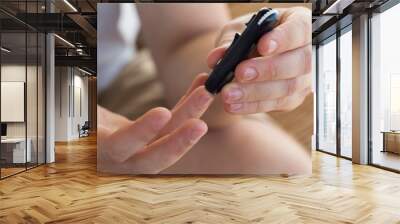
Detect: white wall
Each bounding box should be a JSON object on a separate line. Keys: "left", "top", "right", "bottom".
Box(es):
{"left": 1, "top": 65, "right": 36, "bottom": 138}
{"left": 1, "top": 63, "right": 47, "bottom": 164}
{"left": 55, "top": 67, "right": 70, "bottom": 141}
{"left": 1, "top": 65, "right": 26, "bottom": 136}
{"left": 54, "top": 67, "right": 89, "bottom": 141}
{"left": 1, "top": 82, "right": 25, "bottom": 122}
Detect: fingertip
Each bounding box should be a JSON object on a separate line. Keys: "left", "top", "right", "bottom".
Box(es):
{"left": 234, "top": 62, "right": 246, "bottom": 82}
{"left": 187, "top": 119, "right": 208, "bottom": 140}
{"left": 151, "top": 107, "right": 172, "bottom": 118}
{"left": 221, "top": 83, "right": 243, "bottom": 104}
{"left": 235, "top": 61, "right": 258, "bottom": 82}
{"left": 197, "top": 72, "right": 209, "bottom": 79}
{"left": 147, "top": 107, "right": 172, "bottom": 130}
{"left": 220, "top": 86, "right": 230, "bottom": 102}
{"left": 257, "top": 34, "right": 279, "bottom": 56}
{"left": 199, "top": 85, "right": 214, "bottom": 98}
{"left": 206, "top": 46, "right": 227, "bottom": 68}
{"left": 194, "top": 73, "right": 210, "bottom": 86}
{"left": 181, "top": 73, "right": 210, "bottom": 100}
{"left": 257, "top": 35, "right": 268, "bottom": 55}
{"left": 220, "top": 84, "right": 232, "bottom": 103}
{"left": 191, "top": 85, "right": 214, "bottom": 106}
{"left": 195, "top": 119, "right": 208, "bottom": 133}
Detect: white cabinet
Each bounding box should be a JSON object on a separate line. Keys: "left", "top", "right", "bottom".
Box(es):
{"left": 1, "top": 138, "right": 32, "bottom": 163}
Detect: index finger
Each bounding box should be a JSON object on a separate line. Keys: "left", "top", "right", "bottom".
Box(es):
{"left": 257, "top": 7, "right": 311, "bottom": 56}
{"left": 159, "top": 86, "right": 213, "bottom": 136}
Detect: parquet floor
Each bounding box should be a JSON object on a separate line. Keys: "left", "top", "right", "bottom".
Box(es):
{"left": 1, "top": 135, "right": 400, "bottom": 224}
{"left": 1, "top": 167, "right": 26, "bottom": 178}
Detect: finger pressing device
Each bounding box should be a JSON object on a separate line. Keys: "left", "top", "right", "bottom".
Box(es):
{"left": 204, "top": 8, "right": 279, "bottom": 94}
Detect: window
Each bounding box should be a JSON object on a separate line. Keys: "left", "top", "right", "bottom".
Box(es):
{"left": 370, "top": 3, "right": 400, "bottom": 171}
{"left": 317, "top": 36, "right": 337, "bottom": 154}
{"left": 339, "top": 28, "right": 352, "bottom": 158}
{"left": 317, "top": 26, "right": 353, "bottom": 159}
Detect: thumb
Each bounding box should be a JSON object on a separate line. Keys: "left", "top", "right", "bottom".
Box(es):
{"left": 207, "top": 13, "right": 253, "bottom": 69}
{"left": 206, "top": 44, "right": 230, "bottom": 69}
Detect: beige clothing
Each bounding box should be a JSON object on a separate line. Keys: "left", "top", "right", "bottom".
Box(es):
{"left": 98, "top": 50, "right": 167, "bottom": 120}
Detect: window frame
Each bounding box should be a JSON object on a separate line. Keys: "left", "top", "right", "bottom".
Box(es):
{"left": 315, "top": 24, "right": 353, "bottom": 160}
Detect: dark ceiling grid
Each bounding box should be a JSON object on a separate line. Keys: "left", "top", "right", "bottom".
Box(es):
{"left": 1, "top": 0, "right": 397, "bottom": 75}
{"left": 0, "top": 0, "right": 97, "bottom": 74}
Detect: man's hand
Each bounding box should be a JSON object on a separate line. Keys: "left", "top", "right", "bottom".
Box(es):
{"left": 207, "top": 7, "right": 312, "bottom": 114}
{"left": 98, "top": 73, "right": 213, "bottom": 174}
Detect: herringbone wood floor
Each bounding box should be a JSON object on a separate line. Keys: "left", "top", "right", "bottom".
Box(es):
{"left": 0, "top": 135, "right": 400, "bottom": 224}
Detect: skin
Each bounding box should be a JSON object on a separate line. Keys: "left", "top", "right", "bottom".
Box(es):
{"left": 210, "top": 7, "right": 312, "bottom": 114}
{"left": 98, "top": 74, "right": 214, "bottom": 174}
{"left": 98, "top": 4, "right": 312, "bottom": 174}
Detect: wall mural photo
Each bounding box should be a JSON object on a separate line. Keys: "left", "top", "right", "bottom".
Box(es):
{"left": 97, "top": 3, "right": 313, "bottom": 175}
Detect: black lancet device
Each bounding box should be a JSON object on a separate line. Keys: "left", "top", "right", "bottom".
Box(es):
{"left": 205, "top": 8, "right": 279, "bottom": 94}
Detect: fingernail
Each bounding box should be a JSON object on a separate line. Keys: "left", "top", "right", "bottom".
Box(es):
{"left": 267, "top": 40, "right": 278, "bottom": 54}
{"left": 229, "top": 103, "right": 243, "bottom": 112}
{"left": 242, "top": 67, "right": 257, "bottom": 81}
{"left": 226, "top": 86, "right": 243, "bottom": 102}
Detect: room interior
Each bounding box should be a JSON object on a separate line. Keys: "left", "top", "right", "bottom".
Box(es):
{"left": 313, "top": 0, "right": 400, "bottom": 171}
{"left": 0, "top": 0, "right": 399, "bottom": 223}
{"left": 0, "top": 28, "right": 47, "bottom": 177}
{"left": 0, "top": 0, "right": 97, "bottom": 179}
